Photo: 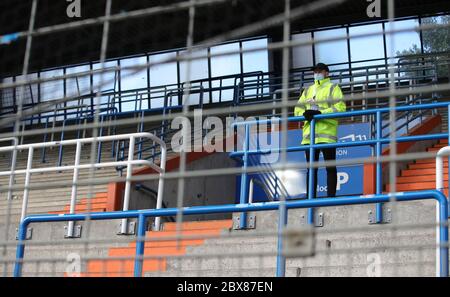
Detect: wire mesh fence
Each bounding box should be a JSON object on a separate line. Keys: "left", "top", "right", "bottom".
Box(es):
{"left": 0, "top": 0, "right": 450, "bottom": 278}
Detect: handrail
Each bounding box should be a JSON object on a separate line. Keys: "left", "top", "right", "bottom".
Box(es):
{"left": 231, "top": 102, "right": 450, "bottom": 227}
{"left": 436, "top": 145, "right": 450, "bottom": 277}
{"left": 14, "top": 190, "right": 449, "bottom": 277}
{"left": 436, "top": 146, "right": 450, "bottom": 195}
{"left": 3, "top": 55, "right": 445, "bottom": 123}
{"left": 0, "top": 132, "right": 167, "bottom": 235}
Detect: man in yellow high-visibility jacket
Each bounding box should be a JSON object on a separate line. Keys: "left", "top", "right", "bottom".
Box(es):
{"left": 294, "top": 63, "right": 346, "bottom": 198}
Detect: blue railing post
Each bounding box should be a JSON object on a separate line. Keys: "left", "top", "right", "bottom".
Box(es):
{"left": 13, "top": 220, "right": 28, "bottom": 277}
{"left": 307, "top": 119, "right": 316, "bottom": 225}
{"left": 438, "top": 197, "right": 449, "bottom": 277}
{"left": 276, "top": 205, "right": 288, "bottom": 277}
{"left": 134, "top": 214, "right": 146, "bottom": 277}
{"left": 239, "top": 124, "right": 250, "bottom": 229}
{"left": 375, "top": 111, "right": 383, "bottom": 223}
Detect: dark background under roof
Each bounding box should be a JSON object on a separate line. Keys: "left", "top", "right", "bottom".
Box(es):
{"left": 1, "top": 0, "right": 449, "bottom": 77}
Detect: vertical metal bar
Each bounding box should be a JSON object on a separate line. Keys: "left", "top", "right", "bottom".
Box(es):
{"left": 307, "top": 119, "right": 316, "bottom": 225}
{"left": 6, "top": 138, "right": 18, "bottom": 202}
{"left": 276, "top": 207, "right": 288, "bottom": 277}
{"left": 112, "top": 113, "right": 118, "bottom": 158}
{"left": 76, "top": 114, "right": 82, "bottom": 139}
{"left": 97, "top": 115, "right": 104, "bottom": 163}
{"left": 50, "top": 105, "right": 57, "bottom": 142}
{"left": 154, "top": 145, "right": 167, "bottom": 231}
{"left": 436, "top": 149, "right": 445, "bottom": 277}
{"left": 447, "top": 103, "right": 450, "bottom": 211}
{"left": 275, "top": 174, "right": 279, "bottom": 200}
{"left": 20, "top": 148, "right": 34, "bottom": 222}
{"left": 2, "top": 137, "right": 18, "bottom": 277}
{"left": 151, "top": 129, "right": 156, "bottom": 162}
{"left": 138, "top": 110, "right": 144, "bottom": 160}
{"left": 438, "top": 197, "right": 449, "bottom": 277}
{"left": 248, "top": 178, "right": 254, "bottom": 204}
{"left": 121, "top": 136, "right": 136, "bottom": 234}
{"left": 277, "top": 0, "right": 290, "bottom": 277}
{"left": 41, "top": 116, "right": 49, "bottom": 163}
{"left": 67, "top": 141, "right": 82, "bottom": 237}
{"left": 376, "top": 111, "right": 383, "bottom": 223}
{"left": 58, "top": 121, "right": 66, "bottom": 167}
{"left": 13, "top": 221, "right": 28, "bottom": 277}
{"left": 239, "top": 124, "right": 250, "bottom": 229}
{"left": 20, "top": 122, "right": 25, "bottom": 145}
{"left": 134, "top": 214, "right": 146, "bottom": 277}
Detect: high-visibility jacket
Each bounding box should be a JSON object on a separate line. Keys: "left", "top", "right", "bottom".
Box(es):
{"left": 294, "top": 78, "right": 346, "bottom": 144}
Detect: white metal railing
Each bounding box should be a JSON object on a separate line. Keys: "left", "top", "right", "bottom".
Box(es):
{"left": 0, "top": 132, "right": 166, "bottom": 236}
{"left": 435, "top": 145, "right": 450, "bottom": 277}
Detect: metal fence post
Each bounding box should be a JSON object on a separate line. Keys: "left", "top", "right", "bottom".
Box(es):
{"left": 375, "top": 111, "right": 383, "bottom": 223}
{"left": 436, "top": 146, "right": 450, "bottom": 276}
{"left": 67, "top": 141, "right": 82, "bottom": 237}
{"left": 97, "top": 115, "right": 104, "bottom": 164}
{"left": 276, "top": 205, "right": 288, "bottom": 277}
{"left": 134, "top": 214, "right": 146, "bottom": 277}
{"left": 153, "top": 144, "right": 167, "bottom": 231}
{"left": 13, "top": 220, "right": 29, "bottom": 277}
{"left": 239, "top": 124, "right": 250, "bottom": 229}
{"left": 58, "top": 121, "right": 66, "bottom": 167}
{"left": 307, "top": 119, "right": 316, "bottom": 225}
{"left": 20, "top": 148, "right": 34, "bottom": 222}
{"left": 120, "top": 136, "right": 136, "bottom": 234}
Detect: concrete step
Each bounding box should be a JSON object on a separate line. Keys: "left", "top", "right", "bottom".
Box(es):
{"left": 415, "top": 158, "right": 448, "bottom": 164}
{"left": 386, "top": 182, "right": 444, "bottom": 192}
{"left": 408, "top": 163, "right": 446, "bottom": 169}
{"left": 401, "top": 168, "right": 438, "bottom": 176}
{"left": 0, "top": 172, "right": 118, "bottom": 183}
{"left": 0, "top": 195, "right": 108, "bottom": 211}
{"left": 397, "top": 174, "right": 447, "bottom": 183}
{"left": 285, "top": 262, "right": 435, "bottom": 277}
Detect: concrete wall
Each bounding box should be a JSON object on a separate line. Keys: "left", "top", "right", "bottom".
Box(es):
{"left": 0, "top": 219, "right": 136, "bottom": 276}
{"left": 129, "top": 152, "right": 237, "bottom": 222}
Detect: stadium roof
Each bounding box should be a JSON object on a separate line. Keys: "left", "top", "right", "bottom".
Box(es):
{"left": 0, "top": 0, "right": 449, "bottom": 77}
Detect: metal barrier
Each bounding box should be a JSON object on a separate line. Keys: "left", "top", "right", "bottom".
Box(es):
{"left": 0, "top": 132, "right": 167, "bottom": 235}
{"left": 4, "top": 53, "right": 448, "bottom": 130}
{"left": 231, "top": 102, "right": 450, "bottom": 228}
{"left": 13, "top": 190, "right": 449, "bottom": 277}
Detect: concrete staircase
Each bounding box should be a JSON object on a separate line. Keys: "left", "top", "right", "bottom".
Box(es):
{"left": 82, "top": 220, "right": 233, "bottom": 277}
{"left": 386, "top": 139, "right": 449, "bottom": 195}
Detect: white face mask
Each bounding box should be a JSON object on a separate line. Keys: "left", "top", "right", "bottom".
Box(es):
{"left": 314, "top": 73, "right": 325, "bottom": 81}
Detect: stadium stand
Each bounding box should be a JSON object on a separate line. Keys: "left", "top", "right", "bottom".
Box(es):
{"left": 1, "top": 0, "right": 450, "bottom": 278}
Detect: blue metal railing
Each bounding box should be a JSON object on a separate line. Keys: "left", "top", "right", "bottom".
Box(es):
{"left": 14, "top": 190, "right": 449, "bottom": 277}
{"left": 230, "top": 102, "right": 450, "bottom": 227}
{"left": 5, "top": 53, "right": 445, "bottom": 129}
{"left": 55, "top": 107, "right": 119, "bottom": 166}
